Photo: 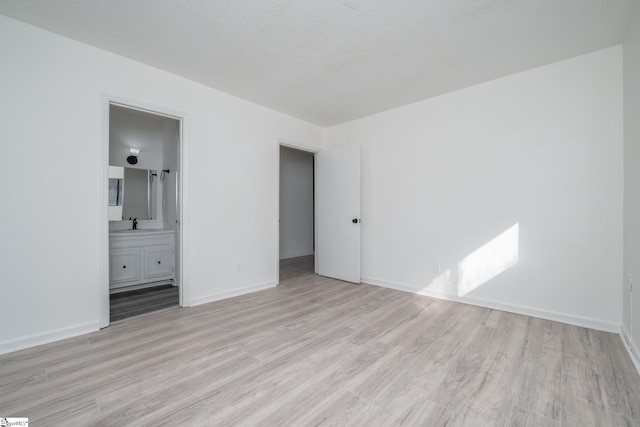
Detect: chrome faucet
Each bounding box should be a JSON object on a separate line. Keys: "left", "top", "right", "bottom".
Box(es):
{"left": 132, "top": 217, "right": 138, "bottom": 230}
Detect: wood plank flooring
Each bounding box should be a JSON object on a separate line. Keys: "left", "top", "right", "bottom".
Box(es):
{"left": 279, "top": 255, "right": 315, "bottom": 283}
{"left": 110, "top": 284, "right": 179, "bottom": 322}
{"left": 1, "top": 257, "right": 639, "bottom": 426}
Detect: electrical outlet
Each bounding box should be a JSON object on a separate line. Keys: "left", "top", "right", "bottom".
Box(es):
{"left": 433, "top": 263, "right": 440, "bottom": 274}
{"left": 236, "top": 263, "right": 242, "bottom": 272}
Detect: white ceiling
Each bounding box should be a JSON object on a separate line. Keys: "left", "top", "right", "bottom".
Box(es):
{"left": 0, "top": 0, "right": 636, "bottom": 126}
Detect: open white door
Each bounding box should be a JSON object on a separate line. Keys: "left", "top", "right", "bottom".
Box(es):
{"left": 316, "top": 145, "right": 361, "bottom": 283}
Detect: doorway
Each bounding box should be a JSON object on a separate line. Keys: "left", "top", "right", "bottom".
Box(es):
{"left": 105, "top": 102, "right": 183, "bottom": 323}
{"left": 277, "top": 143, "right": 362, "bottom": 285}
{"left": 279, "top": 145, "right": 316, "bottom": 284}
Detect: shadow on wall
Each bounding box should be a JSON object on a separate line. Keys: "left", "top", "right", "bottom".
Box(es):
{"left": 427, "top": 223, "right": 519, "bottom": 297}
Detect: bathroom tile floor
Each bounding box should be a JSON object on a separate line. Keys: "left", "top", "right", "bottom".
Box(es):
{"left": 109, "top": 284, "right": 179, "bottom": 322}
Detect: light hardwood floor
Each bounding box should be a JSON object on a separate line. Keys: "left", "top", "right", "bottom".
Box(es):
{"left": 1, "top": 257, "right": 639, "bottom": 426}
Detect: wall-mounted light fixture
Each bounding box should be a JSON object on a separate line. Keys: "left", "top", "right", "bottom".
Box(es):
{"left": 127, "top": 147, "right": 141, "bottom": 165}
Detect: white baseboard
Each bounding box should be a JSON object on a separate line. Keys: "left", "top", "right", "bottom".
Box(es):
{"left": 1, "top": 281, "right": 277, "bottom": 355}
{"left": 621, "top": 325, "right": 640, "bottom": 377}
{"left": 361, "top": 276, "right": 620, "bottom": 333}
{"left": 189, "top": 280, "right": 277, "bottom": 307}
{"left": 0, "top": 320, "right": 100, "bottom": 356}
{"left": 279, "top": 251, "right": 314, "bottom": 260}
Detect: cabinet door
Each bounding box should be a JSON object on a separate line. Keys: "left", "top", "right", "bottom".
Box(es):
{"left": 145, "top": 247, "right": 173, "bottom": 279}
{"left": 110, "top": 249, "right": 141, "bottom": 284}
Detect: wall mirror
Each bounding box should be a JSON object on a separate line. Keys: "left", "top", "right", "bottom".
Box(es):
{"left": 108, "top": 165, "right": 160, "bottom": 221}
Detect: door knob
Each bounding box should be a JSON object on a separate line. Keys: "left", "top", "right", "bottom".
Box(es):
{"left": 352, "top": 218, "right": 360, "bottom": 224}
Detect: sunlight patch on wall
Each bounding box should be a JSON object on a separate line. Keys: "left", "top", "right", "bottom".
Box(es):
{"left": 457, "top": 223, "right": 519, "bottom": 296}
{"left": 425, "top": 268, "right": 453, "bottom": 295}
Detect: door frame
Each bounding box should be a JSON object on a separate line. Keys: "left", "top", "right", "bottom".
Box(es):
{"left": 276, "top": 139, "right": 319, "bottom": 284}
{"left": 99, "top": 93, "right": 190, "bottom": 328}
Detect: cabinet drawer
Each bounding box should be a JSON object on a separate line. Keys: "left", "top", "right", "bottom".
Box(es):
{"left": 110, "top": 249, "right": 141, "bottom": 284}
{"left": 110, "top": 234, "right": 173, "bottom": 250}
{"left": 145, "top": 247, "right": 173, "bottom": 279}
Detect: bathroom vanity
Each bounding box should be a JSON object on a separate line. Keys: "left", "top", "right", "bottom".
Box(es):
{"left": 109, "top": 229, "right": 175, "bottom": 293}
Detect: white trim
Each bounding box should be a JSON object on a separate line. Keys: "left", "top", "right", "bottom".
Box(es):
{"left": 108, "top": 99, "right": 184, "bottom": 120}
{"left": 279, "top": 139, "right": 320, "bottom": 154}
{"left": 621, "top": 325, "right": 640, "bottom": 377}
{"left": 99, "top": 94, "right": 111, "bottom": 328}
{"left": 101, "top": 93, "right": 190, "bottom": 325}
{"left": 275, "top": 141, "right": 280, "bottom": 285}
{"left": 362, "top": 276, "right": 620, "bottom": 333}
{"left": 0, "top": 321, "right": 100, "bottom": 356}
{"left": 275, "top": 139, "right": 320, "bottom": 286}
{"left": 280, "top": 251, "right": 315, "bottom": 260}
{"left": 178, "top": 114, "right": 191, "bottom": 306}
{"left": 190, "top": 281, "right": 277, "bottom": 307}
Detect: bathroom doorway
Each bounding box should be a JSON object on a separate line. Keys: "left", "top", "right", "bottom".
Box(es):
{"left": 278, "top": 145, "right": 316, "bottom": 284}
{"left": 105, "top": 102, "right": 183, "bottom": 322}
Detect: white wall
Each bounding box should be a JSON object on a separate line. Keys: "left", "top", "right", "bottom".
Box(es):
{"left": 0, "top": 15, "right": 323, "bottom": 354}
{"left": 0, "top": 12, "right": 628, "bottom": 354}
{"left": 623, "top": 5, "right": 640, "bottom": 369}
{"left": 325, "top": 47, "right": 623, "bottom": 331}
{"left": 279, "top": 147, "right": 314, "bottom": 259}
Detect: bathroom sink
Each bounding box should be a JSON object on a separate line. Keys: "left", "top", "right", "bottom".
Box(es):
{"left": 112, "top": 228, "right": 161, "bottom": 233}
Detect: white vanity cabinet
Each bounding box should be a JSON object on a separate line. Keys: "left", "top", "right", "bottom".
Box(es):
{"left": 109, "top": 230, "right": 175, "bottom": 293}
{"left": 110, "top": 249, "right": 141, "bottom": 283}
